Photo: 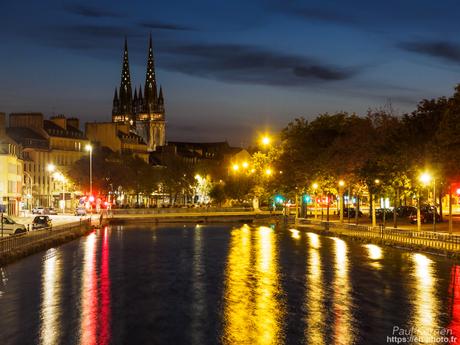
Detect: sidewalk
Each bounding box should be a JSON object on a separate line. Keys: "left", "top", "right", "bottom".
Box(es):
{"left": 303, "top": 214, "right": 460, "bottom": 233}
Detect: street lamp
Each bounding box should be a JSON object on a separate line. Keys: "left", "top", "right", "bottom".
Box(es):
{"left": 338, "top": 180, "right": 345, "bottom": 223}
{"left": 47, "top": 163, "right": 55, "bottom": 207}
{"left": 312, "top": 182, "right": 318, "bottom": 219}
{"left": 419, "top": 172, "right": 435, "bottom": 232}
{"left": 85, "top": 144, "right": 93, "bottom": 195}
{"left": 261, "top": 135, "right": 271, "bottom": 147}
{"left": 265, "top": 168, "right": 272, "bottom": 176}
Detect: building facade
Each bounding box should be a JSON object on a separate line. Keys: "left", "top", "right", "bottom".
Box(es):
{"left": 6, "top": 113, "right": 89, "bottom": 208}
{"left": 0, "top": 113, "right": 23, "bottom": 216}
{"left": 112, "top": 36, "right": 166, "bottom": 151}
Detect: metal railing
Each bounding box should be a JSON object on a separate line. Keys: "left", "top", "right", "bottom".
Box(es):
{"left": 297, "top": 218, "right": 460, "bottom": 252}
{"left": 0, "top": 218, "right": 91, "bottom": 256}
{"left": 109, "top": 207, "right": 254, "bottom": 215}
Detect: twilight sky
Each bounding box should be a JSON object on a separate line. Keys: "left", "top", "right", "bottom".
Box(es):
{"left": 1, "top": 0, "right": 460, "bottom": 145}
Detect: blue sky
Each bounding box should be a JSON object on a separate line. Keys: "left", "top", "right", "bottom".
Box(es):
{"left": 1, "top": 0, "right": 460, "bottom": 145}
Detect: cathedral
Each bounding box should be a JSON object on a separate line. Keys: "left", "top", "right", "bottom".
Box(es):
{"left": 112, "top": 36, "right": 166, "bottom": 151}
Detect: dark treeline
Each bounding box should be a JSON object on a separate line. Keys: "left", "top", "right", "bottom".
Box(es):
{"left": 274, "top": 85, "right": 460, "bottom": 211}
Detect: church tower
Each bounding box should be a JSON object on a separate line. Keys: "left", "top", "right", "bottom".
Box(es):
{"left": 112, "top": 38, "right": 133, "bottom": 124}
{"left": 112, "top": 35, "right": 166, "bottom": 151}
{"left": 135, "top": 34, "right": 166, "bottom": 151}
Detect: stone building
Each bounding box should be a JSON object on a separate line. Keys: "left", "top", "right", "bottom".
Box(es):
{"left": 85, "top": 122, "right": 149, "bottom": 162}
{"left": 6, "top": 113, "right": 89, "bottom": 207}
{"left": 0, "top": 113, "right": 23, "bottom": 215}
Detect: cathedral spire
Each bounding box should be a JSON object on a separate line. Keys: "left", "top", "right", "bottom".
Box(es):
{"left": 118, "top": 37, "right": 133, "bottom": 119}
{"left": 144, "top": 34, "right": 157, "bottom": 113}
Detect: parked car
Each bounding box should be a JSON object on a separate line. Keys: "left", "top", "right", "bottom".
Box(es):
{"left": 0, "top": 216, "right": 27, "bottom": 236}
{"left": 409, "top": 206, "right": 441, "bottom": 224}
{"left": 32, "top": 206, "right": 45, "bottom": 214}
{"left": 32, "top": 216, "right": 52, "bottom": 230}
{"left": 374, "top": 208, "right": 394, "bottom": 220}
{"left": 339, "top": 208, "right": 363, "bottom": 218}
{"left": 43, "top": 207, "right": 58, "bottom": 215}
{"left": 75, "top": 207, "right": 87, "bottom": 216}
{"left": 395, "top": 206, "right": 417, "bottom": 218}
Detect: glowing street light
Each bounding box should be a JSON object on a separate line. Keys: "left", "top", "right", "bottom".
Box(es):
{"left": 419, "top": 172, "right": 432, "bottom": 186}
{"left": 261, "top": 135, "right": 271, "bottom": 147}
{"left": 419, "top": 171, "right": 436, "bottom": 232}
{"left": 242, "top": 161, "right": 249, "bottom": 169}
{"left": 265, "top": 168, "right": 272, "bottom": 176}
{"left": 232, "top": 164, "right": 240, "bottom": 172}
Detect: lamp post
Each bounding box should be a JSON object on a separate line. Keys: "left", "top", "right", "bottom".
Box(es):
{"left": 46, "top": 163, "right": 55, "bottom": 207}
{"left": 419, "top": 172, "right": 434, "bottom": 232}
{"left": 338, "top": 180, "right": 345, "bottom": 223}
{"left": 85, "top": 144, "right": 93, "bottom": 196}
{"left": 312, "top": 183, "right": 318, "bottom": 219}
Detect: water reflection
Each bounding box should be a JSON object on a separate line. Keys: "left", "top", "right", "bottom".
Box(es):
{"left": 448, "top": 265, "right": 460, "bottom": 341}
{"left": 79, "top": 229, "right": 111, "bottom": 345}
{"left": 307, "top": 232, "right": 320, "bottom": 249}
{"left": 332, "top": 237, "right": 353, "bottom": 345}
{"left": 80, "top": 232, "right": 97, "bottom": 345}
{"left": 191, "top": 225, "right": 206, "bottom": 345}
{"left": 40, "top": 248, "right": 62, "bottom": 345}
{"left": 364, "top": 244, "right": 383, "bottom": 269}
{"left": 223, "top": 225, "right": 283, "bottom": 344}
{"left": 411, "top": 253, "right": 440, "bottom": 339}
{"left": 305, "top": 234, "right": 324, "bottom": 344}
{"left": 289, "top": 228, "right": 300, "bottom": 240}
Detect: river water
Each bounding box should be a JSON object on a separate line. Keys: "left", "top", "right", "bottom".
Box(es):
{"left": 0, "top": 223, "right": 459, "bottom": 345}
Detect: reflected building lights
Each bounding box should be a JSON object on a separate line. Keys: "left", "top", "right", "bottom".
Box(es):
{"left": 448, "top": 265, "right": 460, "bottom": 340}
{"left": 40, "top": 248, "right": 62, "bottom": 345}
{"left": 331, "top": 237, "right": 353, "bottom": 345}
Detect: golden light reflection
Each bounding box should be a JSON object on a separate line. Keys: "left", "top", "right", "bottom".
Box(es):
{"left": 223, "top": 225, "right": 252, "bottom": 344}
{"left": 289, "top": 228, "right": 300, "bottom": 240}
{"left": 331, "top": 237, "right": 353, "bottom": 345}
{"left": 305, "top": 245, "right": 324, "bottom": 344}
{"left": 411, "top": 253, "right": 439, "bottom": 337}
{"left": 40, "top": 249, "right": 62, "bottom": 345}
{"left": 307, "top": 232, "right": 320, "bottom": 249}
{"left": 254, "top": 226, "right": 283, "bottom": 344}
{"left": 223, "top": 225, "right": 283, "bottom": 344}
{"left": 364, "top": 244, "right": 383, "bottom": 260}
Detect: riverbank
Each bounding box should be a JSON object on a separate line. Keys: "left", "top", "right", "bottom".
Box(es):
{"left": 296, "top": 218, "right": 460, "bottom": 258}
{"left": 107, "top": 210, "right": 281, "bottom": 224}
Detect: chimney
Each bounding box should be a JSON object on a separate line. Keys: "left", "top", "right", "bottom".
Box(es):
{"left": 50, "top": 114, "right": 67, "bottom": 129}
{"left": 67, "top": 118, "right": 79, "bottom": 129}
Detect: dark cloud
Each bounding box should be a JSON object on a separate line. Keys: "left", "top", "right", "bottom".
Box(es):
{"left": 288, "top": 7, "right": 359, "bottom": 26}
{"left": 399, "top": 40, "right": 460, "bottom": 64}
{"left": 161, "top": 43, "right": 358, "bottom": 86}
{"left": 64, "top": 4, "right": 123, "bottom": 18}
{"left": 139, "top": 21, "right": 196, "bottom": 31}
